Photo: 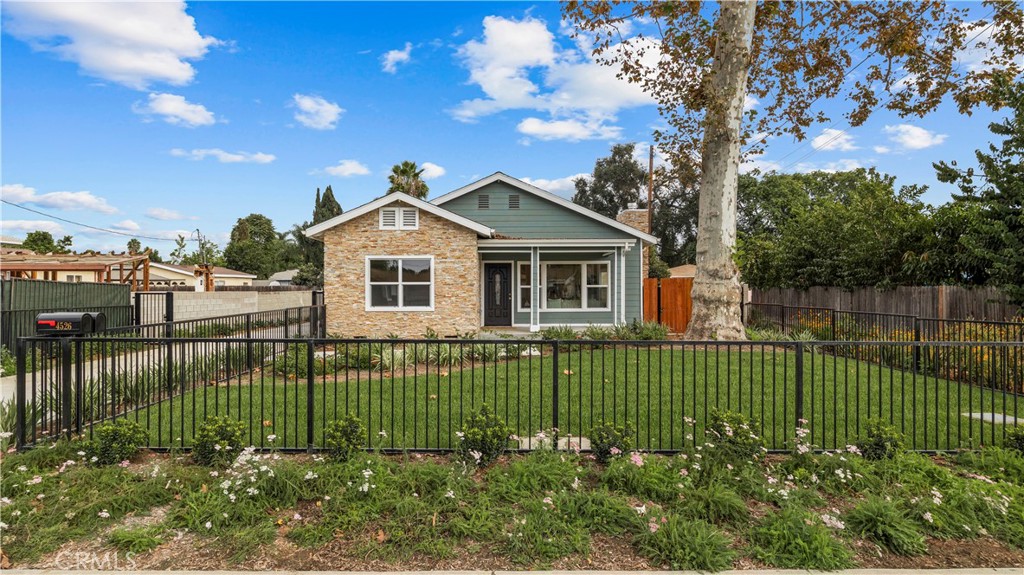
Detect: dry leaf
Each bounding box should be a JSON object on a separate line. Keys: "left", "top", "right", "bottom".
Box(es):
{"left": 432, "top": 512, "right": 437, "bottom": 527}
{"left": 200, "top": 484, "right": 208, "bottom": 493}
{"left": 376, "top": 529, "right": 387, "bottom": 543}
{"left": 1, "top": 550, "right": 11, "bottom": 569}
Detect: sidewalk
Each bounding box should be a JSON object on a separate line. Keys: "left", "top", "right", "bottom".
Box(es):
{"left": 4, "top": 564, "right": 1019, "bottom": 568}
{"left": 2, "top": 570, "right": 1021, "bottom": 575}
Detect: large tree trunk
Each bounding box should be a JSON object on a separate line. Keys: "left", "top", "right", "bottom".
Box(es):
{"left": 683, "top": 0, "right": 757, "bottom": 341}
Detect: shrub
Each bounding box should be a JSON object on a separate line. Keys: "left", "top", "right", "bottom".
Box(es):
{"left": 324, "top": 414, "right": 365, "bottom": 462}
{"left": 85, "top": 419, "right": 149, "bottom": 465}
{"left": 602, "top": 453, "right": 681, "bottom": 504}
{"left": 590, "top": 420, "right": 634, "bottom": 464}
{"left": 107, "top": 526, "right": 163, "bottom": 554}
{"left": 676, "top": 483, "right": 749, "bottom": 525}
{"left": 1006, "top": 425, "right": 1024, "bottom": 454}
{"left": 193, "top": 416, "right": 245, "bottom": 466}
{"left": 631, "top": 320, "right": 669, "bottom": 340}
{"left": 581, "top": 324, "right": 615, "bottom": 342}
{"left": 634, "top": 514, "right": 736, "bottom": 571}
{"left": 455, "top": 404, "right": 512, "bottom": 466}
{"left": 856, "top": 419, "right": 906, "bottom": 460}
{"left": 540, "top": 324, "right": 578, "bottom": 344}
{"left": 0, "top": 345, "right": 15, "bottom": 377}
{"left": 707, "top": 409, "right": 763, "bottom": 461}
{"left": 845, "top": 496, "right": 927, "bottom": 556}
{"left": 750, "top": 507, "right": 854, "bottom": 569}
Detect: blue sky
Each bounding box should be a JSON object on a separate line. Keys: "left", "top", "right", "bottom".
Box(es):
{"left": 0, "top": 1, "right": 1014, "bottom": 253}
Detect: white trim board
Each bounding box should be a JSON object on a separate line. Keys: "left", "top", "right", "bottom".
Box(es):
{"left": 305, "top": 192, "right": 494, "bottom": 240}
{"left": 432, "top": 172, "right": 659, "bottom": 245}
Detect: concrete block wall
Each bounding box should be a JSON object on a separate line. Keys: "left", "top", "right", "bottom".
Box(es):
{"left": 132, "top": 290, "right": 314, "bottom": 322}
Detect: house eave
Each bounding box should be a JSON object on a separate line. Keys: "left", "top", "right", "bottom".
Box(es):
{"left": 304, "top": 192, "right": 495, "bottom": 240}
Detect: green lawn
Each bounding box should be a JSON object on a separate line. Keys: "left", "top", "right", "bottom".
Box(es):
{"left": 103, "top": 345, "right": 1023, "bottom": 452}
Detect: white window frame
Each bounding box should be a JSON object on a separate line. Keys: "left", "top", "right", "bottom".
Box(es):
{"left": 378, "top": 207, "right": 419, "bottom": 230}
{"left": 540, "top": 261, "right": 611, "bottom": 311}
{"left": 516, "top": 262, "right": 532, "bottom": 312}
{"left": 365, "top": 255, "right": 434, "bottom": 311}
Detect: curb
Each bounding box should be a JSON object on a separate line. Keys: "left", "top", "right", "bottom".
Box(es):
{"left": 2, "top": 570, "right": 1022, "bottom": 575}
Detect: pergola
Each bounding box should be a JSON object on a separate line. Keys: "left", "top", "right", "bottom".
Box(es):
{"left": 0, "top": 251, "right": 152, "bottom": 291}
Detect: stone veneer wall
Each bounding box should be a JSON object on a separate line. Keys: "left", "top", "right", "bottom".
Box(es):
{"left": 322, "top": 207, "right": 480, "bottom": 337}
{"left": 616, "top": 209, "right": 650, "bottom": 279}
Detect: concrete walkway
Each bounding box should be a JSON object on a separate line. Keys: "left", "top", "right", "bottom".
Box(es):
{"left": 4, "top": 564, "right": 1019, "bottom": 568}
{"left": 2, "top": 570, "right": 1021, "bottom": 575}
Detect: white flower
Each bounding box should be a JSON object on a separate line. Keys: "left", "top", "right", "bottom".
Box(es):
{"left": 634, "top": 504, "right": 647, "bottom": 516}
{"left": 304, "top": 471, "right": 319, "bottom": 480}
{"left": 293, "top": 513, "right": 302, "bottom": 520}
{"left": 445, "top": 490, "right": 455, "bottom": 499}
{"left": 922, "top": 512, "right": 934, "bottom": 523}
{"left": 266, "top": 435, "right": 277, "bottom": 442}
{"left": 378, "top": 430, "right": 388, "bottom": 438}
{"left": 97, "top": 509, "right": 111, "bottom": 519}
{"left": 205, "top": 521, "right": 213, "bottom": 529}
{"left": 455, "top": 431, "right": 465, "bottom": 439}
{"left": 16, "top": 466, "right": 27, "bottom": 472}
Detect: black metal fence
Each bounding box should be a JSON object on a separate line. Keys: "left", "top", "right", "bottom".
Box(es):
{"left": 15, "top": 337, "right": 1022, "bottom": 454}
{"left": 745, "top": 303, "right": 1024, "bottom": 343}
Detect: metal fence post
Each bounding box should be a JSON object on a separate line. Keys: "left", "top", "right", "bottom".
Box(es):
{"left": 61, "top": 338, "right": 73, "bottom": 439}
{"left": 310, "top": 305, "right": 319, "bottom": 339}
{"left": 913, "top": 320, "right": 922, "bottom": 375}
{"left": 164, "top": 292, "right": 175, "bottom": 338}
{"left": 831, "top": 309, "right": 838, "bottom": 340}
{"left": 74, "top": 339, "right": 85, "bottom": 435}
{"left": 134, "top": 294, "right": 141, "bottom": 326}
{"left": 15, "top": 339, "right": 27, "bottom": 449}
{"left": 794, "top": 342, "right": 805, "bottom": 427}
{"left": 306, "top": 339, "right": 315, "bottom": 452}
{"left": 245, "top": 314, "right": 253, "bottom": 371}
{"left": 551, "top": 341, "right": 559, "bottom": 444}
{"left": 284, "top": 308, "right": 290, "bottom": 339}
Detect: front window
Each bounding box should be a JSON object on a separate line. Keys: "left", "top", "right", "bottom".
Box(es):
{"left": 543, "top": 262, "right": 609, "bottom": 310}
{"left": 367, "top": 257, "right": 433, "bottom": 310}
{"left": 518, "top": 263, "right": 531, "bottom": 311}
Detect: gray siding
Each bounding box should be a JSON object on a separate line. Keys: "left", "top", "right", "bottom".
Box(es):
{"left": 441, "top": 181, "right": 638, "bottom": 240}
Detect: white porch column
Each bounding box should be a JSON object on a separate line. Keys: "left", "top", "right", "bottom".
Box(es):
{"left": 619, "top": 246, "right": 627, "bottom": 324}
{"left": 530, "top": 246, "right": 540, "bottom": 332}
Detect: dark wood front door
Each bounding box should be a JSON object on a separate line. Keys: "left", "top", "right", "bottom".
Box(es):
{"left": 484, "top": 263, "right": 512, "bottom": 326}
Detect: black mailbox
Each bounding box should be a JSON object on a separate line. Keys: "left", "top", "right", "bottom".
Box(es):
{"left": 35, "top": 312, "right": 106, "bottom": 336}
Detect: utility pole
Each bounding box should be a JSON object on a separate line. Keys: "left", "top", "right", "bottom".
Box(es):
{"left": 647, "top": 145, "right": 654, "bottom": 233}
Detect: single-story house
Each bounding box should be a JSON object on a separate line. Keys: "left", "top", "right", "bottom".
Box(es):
{"left": 146, "top": 263, "right": 257, "bottom": 288}
{"left": 669, "top": 264, "right": 697, "bottom": 278}
{"left": 305, "top": 172, "right": 657, "bottom": 337}
{"left": 267, "top": 269, "right": 299, "bottom": 286}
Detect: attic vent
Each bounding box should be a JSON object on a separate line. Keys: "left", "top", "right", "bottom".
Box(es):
{"left": 380, "top": 208, "right": 398, "bottom": 229}
{"left": 401, "top": 208, "right": 418, "bottom": 229}
{"left": 508, "top": 194, "right": 520, "bottom": 209}
{"left": 478, "top": 194, "right": 490, "bottom": 209}
{"left": 379, "top": 207, "right": 419, "bottom": 230}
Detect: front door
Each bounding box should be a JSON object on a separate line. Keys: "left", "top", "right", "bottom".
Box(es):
{"left": 483, "top": 263, "right": 512, "bottom": 326}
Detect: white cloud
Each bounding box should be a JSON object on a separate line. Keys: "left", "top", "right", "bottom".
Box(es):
{"left": 170, "top": 148, "right": 275, "bottom": 164}
{"left": 420, "top": 162, "right": 446, "bottom": 180}
{"left": 0, "top": 220, "right": 65, "bottom": 236}
{"left": 2, "top": 1, "right": 219, "bottom": 89}
{"left": 631, "top": 142, "right": 670, "bottom": 169}
{"left": 883, "top": 124, "right": 948, "bottom": 150}
{"left": 146, "top": 207, "right": 197, "bottom": 221}
{"left": 520, "top": 173, "right": 589, "bottom": 197}
{"left": 134, "top": 93, "right": 216, "bottom": 127}
{"left": 956, "top": 20, "right": 1011, "bottom": 73}
{"left": 739, "top": 153, "right": 782, "bottom": 175}
{"left": 324, "top": 159, "right": 370, "bottom": 177}
{"left": 1, "top": 183, "right": 118, "bottom": 214}
{"left": 873, "top": 145, "right": 891, "bottom": 154}
{"left": 743, "top": 95, "right": 759, "bottom": 111}
{"left": 811, "top": 128, "right": 858, "bottom": 151}
{"left": 110, "top": 219, "right": 141, "bottom": 232}
{"left": 794, "top": 159, "right": 864, "bottom": 173}
{"left": 452, "top": 15, "right": 657, "bottom": 140}
{"left": 381, "top": 42, "right": 412, "bottom": 73}
{"left": 292, "top": 94, "right": 343, "bottom": 130}
{"left": 517, "top": 117, "right": 621, "bottom": 142}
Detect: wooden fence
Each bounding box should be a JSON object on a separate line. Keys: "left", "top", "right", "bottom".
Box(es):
{"left": 643, "top": 277, "right": 693, "bottom": 333}
{"left": 749, "top": 285, "right": 1020, "bottom": 321}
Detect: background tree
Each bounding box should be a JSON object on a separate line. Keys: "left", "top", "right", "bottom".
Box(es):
{"left": 170, "top": 234, "right": 224, "bottom": 267}
{"left": 126, "top": 238, "right": 142, "bottom": 254}
{"left": 564, "top": 0, "right": 1024, "bottom": 339}
{"left": 572, "top": 143, "right": 647, "bottom": 218}
{"left": 387, "top": 161, "right": 430, "bottom": 198}
{"left": 292, "top": 185, "right": 343, "bottom": 287}
{"left": 935, "top": 79, "right": 1024, "bottom": 303}
{"left": 21, "top": 231, "right": 72, "bottom": 254}
{"left": 224, "top": 214, "right": 286, "bottom": 279}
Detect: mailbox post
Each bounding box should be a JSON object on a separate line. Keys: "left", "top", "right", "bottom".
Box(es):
{"left": 34, "top": 312, "right": 106, "bottom": 439}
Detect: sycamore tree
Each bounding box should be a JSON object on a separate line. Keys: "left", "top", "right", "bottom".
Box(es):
{"left": 564, "top": 1, "right": 1024, "bottom": 339}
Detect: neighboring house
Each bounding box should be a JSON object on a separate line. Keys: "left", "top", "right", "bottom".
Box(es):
{"left": 146, "top": 263, "right": 257, "bottom": 288}
{"left": 669, "top": 264, "right": 697, "bottom": 278}
{"left": 306, "top": 172, "right": 657, "bottom": 337}
{"left": 268, "top": 269, "right": 299, "bottom": 286}
{"left": 0, "top": 236, "right": 23, "bottom": 249}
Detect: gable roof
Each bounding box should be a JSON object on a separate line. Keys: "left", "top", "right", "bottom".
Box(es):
{"left": 150, "top": 262, "right": 257, "bottom": 279}
{"left": 304, "top": 192, "right": 494, "bottom": 240}
{"left": 431, "top": 172, "right": 659, "bottom": 245}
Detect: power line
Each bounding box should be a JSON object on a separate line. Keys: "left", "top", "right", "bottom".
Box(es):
{"left": 1, "top": 199, "right": 189, "bottom": 243}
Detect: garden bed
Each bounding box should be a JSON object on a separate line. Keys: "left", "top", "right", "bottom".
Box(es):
{"left": 3, "top": 426, "right": 1024, "bottom": 571}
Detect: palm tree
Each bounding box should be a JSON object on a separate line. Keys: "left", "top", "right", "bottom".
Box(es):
{"left": 387, "top": 161, "right": 430, "bottom": 199}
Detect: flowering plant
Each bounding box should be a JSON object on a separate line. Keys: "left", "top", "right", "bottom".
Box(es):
{"left": 193, "top": 416, "right": 245, "bottom": 467}
{"left": 455, "top": 404, "right": 512, "bottom": 467}
{"left": 589, "top": 420, "right": 634, "bottom": 464}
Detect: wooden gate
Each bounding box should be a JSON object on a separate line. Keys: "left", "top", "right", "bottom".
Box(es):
{"left": 643, "top": 277, "right": 693, "bottom": 333}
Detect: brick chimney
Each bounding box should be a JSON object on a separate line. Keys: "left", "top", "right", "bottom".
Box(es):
{"left": 616, "top": 203, "right": 650, "bottom": 279}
